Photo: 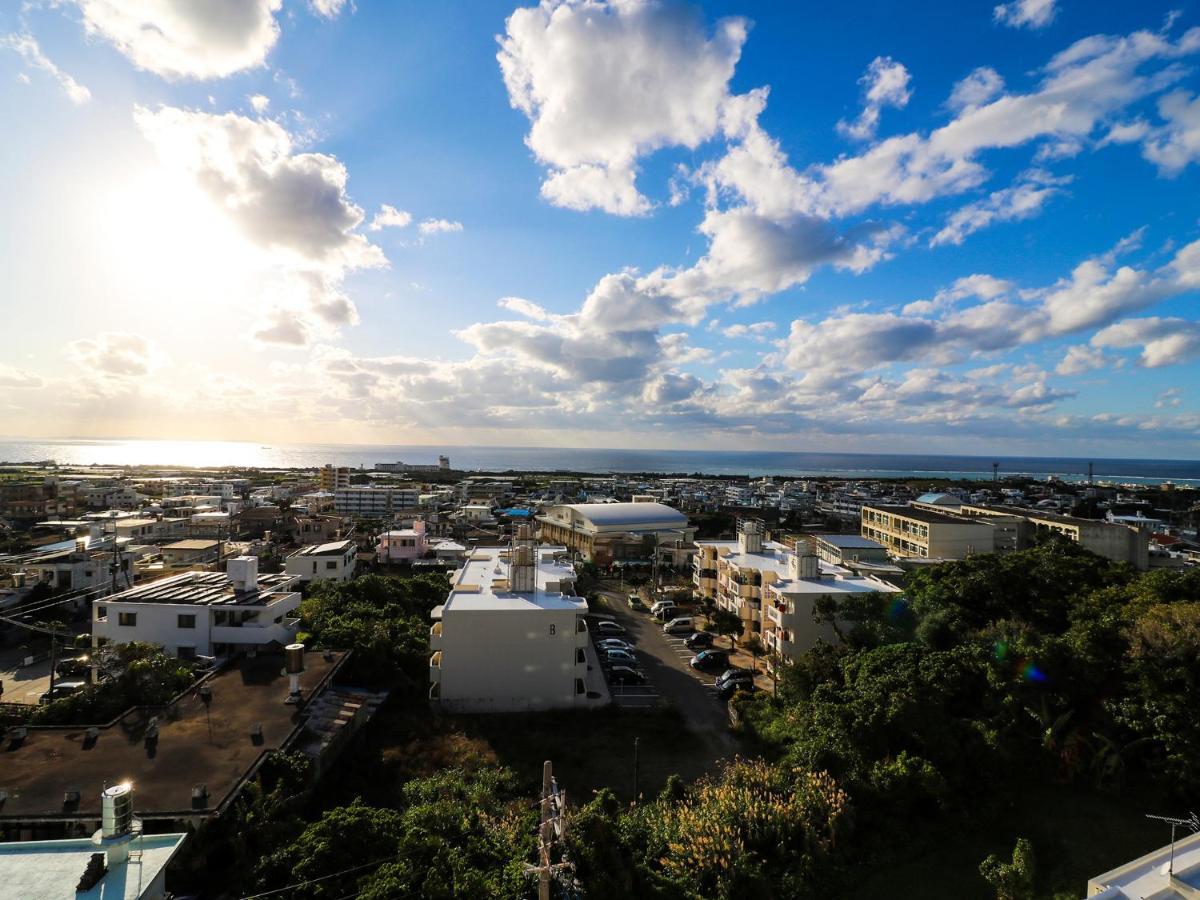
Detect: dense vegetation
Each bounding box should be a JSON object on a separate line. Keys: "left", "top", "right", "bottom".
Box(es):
{"left": 181, "top": 550, "right": 1199, "bottom": 899}
{"left": 31, "top": 641, "right": 195, "bottom": 725}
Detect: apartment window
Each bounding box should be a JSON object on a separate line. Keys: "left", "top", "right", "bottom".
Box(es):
{"left": 326, "top": 560, "right": 338, "bottom": 570}
{"left": 576, "top": 648, "right": 585, "bottom": 664}
{"left": 178, "top": 614, "right": 196, "bottom": 629}
{"left": 96, "top": 605, "right": 107, "bottom": 620}
{"left": 118, "top": 612, "right": 137, "bottom": 627}
{"left": 575, "top": 678, "right": 585, "bottom": 695}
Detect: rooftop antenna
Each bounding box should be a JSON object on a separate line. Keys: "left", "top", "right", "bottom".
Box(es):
{"left": 1145, "top": 812, "right": 1200, "bottom": 876}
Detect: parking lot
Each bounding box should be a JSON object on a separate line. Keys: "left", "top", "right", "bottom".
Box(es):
{"left": 0, "top": 647, "right": 54, "bottom": 706}
{"left": 591, "top": 591, "right": 739, "bottom": 754}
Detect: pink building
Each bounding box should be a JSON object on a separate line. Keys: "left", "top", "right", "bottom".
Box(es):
{"left": 377, "top": 520, "right": 428, "bottom": 563}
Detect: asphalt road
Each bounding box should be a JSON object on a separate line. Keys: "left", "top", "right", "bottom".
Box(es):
{"left": 595, "top": 589, "right": 738, "bottom": 756}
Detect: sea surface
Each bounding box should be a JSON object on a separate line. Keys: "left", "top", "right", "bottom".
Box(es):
{"left": 1, "top": 438, "right": 1198, "bottom": 486}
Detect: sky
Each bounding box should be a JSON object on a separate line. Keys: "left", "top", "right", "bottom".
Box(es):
{"left": 1, "top": 0, "right": 1199, "bottom": 458}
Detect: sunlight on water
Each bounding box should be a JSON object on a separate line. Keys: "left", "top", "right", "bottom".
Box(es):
{"left": 6, "top": 439, "right": 277, "bottom": 469}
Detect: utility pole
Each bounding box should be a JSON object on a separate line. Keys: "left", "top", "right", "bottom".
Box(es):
{"left": 538, "top": 760, "right": 553, "bottom": 900}
{"left": 633, "top": 737, "right": 640, "bottom": 802}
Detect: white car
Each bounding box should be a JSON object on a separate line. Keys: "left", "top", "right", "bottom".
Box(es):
{"left": 650, "top": 600, "right": 677, "bottom": 618}
{"left": 663, "top": 616, "right": 694, "bottom": 635}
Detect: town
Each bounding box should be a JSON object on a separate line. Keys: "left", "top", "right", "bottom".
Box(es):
{"left": 0, "top": 455, "right": 1198, "bottom": 897}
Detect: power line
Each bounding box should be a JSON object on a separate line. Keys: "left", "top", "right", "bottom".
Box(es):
{"left": 238, "top": 858, "right": 394, "bottom": 899}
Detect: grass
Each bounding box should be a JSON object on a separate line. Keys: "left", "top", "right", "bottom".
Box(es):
{"left": 846, "top": 779, "right": 1171, "bottom": 899}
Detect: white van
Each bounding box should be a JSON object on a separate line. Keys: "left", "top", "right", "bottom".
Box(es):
{"left": 650, "top": 600, "right": 677, "bottom": 619}
{"left": 663, "top": 616, "right": 694, "bottom": 635}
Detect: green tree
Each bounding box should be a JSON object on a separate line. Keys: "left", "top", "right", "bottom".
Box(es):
{"left": 979, "top": 837, "right": 1036, "bottom": 900}
{"left": 708, "top": 608, "right": 744, "bottom": 650}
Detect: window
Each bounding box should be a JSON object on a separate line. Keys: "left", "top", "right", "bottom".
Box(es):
{"left": 312, "top": 561, "right": 318, "bottom": 574}
{"left": 575, "top": 678, "right": 585, "bottom": 695}
{"left": 118, "top": 612, "right": 137, "bottom": 627}
{"left": 576, "top": 648, "right": 585, "bottom": 664}
{"left": 96, "top": 605, "right": 107, "bottom": 620}
{"left": 177, "top": 646, "right": 196, "bottom": 660}
{"left": 326, "top": 560, "right": 338, "bottom": 570}
{"left": 177, "top": 614, "right": 196, "bottom": 629}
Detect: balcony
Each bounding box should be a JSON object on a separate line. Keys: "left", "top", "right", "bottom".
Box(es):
{"left": 429, "top": 651, "right": 442, "bottom": 684}
{"left": 575, "top": 617, "right": 589, "bottom": 647}
{"left": 430, "top": 621, "right": 443, "bottom": 651}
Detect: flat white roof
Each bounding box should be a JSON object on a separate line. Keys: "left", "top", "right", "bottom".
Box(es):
{"left": 698, "top": 540, "right": 849, "bottom": 579}
{"left": 550, "top": 502, "right": 688, "bottom": 528}
{"left": 444, "top": 544, "right": 584, "bottom": 613}
{"left": 0, "top": 833, "right": 187, "bottom": 900}
{"left": 770, "top": 573, "right": 901, "bottom": 597}
{"left": 1087, "top": 831, "right": 1200, "bottom": 898}
{"left": 291, "top": 539, "right": 356, "bottom": 556}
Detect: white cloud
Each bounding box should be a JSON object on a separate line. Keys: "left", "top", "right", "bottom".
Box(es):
{"left": 0, "top": 364, "right": 44, "bottom": 389}
{"left": 67, "top": 332, "right": 162, "bottom": 376}
{"left": 2, "top": 33, "right": 90, "bottom": 103}
{"left": 309, "top": 0, "right": 350, "bottom": 19}
{"left": 1141, "top": 90, "right": 1200, "bottom": 175}
{"left": 1156, "top": 387, "right": 1182, "bottom": 408}
{"left": 134, "top": 104, "right": 386, "bottom": 346}
{"left": 1092, "top": 317, "right": 1200, "bottom": 367}
{"left": 368, "top": 204, "right": 413, "bottom": 231}
{"left": 722, "top": 321, "right": 776, "bottom": 340}
{"left": 930, "top": 169, "right": 1070, "bottom": 247}
{"left": 902, "top": 273, "right": 1013, "bottom": 315}
{"left": 1055, "top": 344, "right": 1112, "bottom": 375}
{"left": 418, "top": 218, "right": 463, "bottom": 235}
{"left": 994, "top": 0, "right": 1057, "bottom": 30}
{"left": 498, "top": 0, "right": 748, "bottom": 215}
{"left": 948, "top": 67, "right": 1005, "bottom": 112}
{"left": 248, "top": 93, "right": 270, "bottom": 113}
{"left": 837, "top": 56, "right": 912, "bottom": 141}
{"left": 498, "top": 296, "right": 553, "bottom": 320}
{"left": 75, "top": 0, "right": 283, "bottom": 80}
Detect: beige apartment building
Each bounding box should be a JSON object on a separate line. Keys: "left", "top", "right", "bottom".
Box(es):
{"left": 958, "top": 504, "right": 1149, "bottom": 569}
{"left": 861, "top": 504, "right": 996, "bottom": 559}
{"left": 693, "top": 521, "right": 899, "bottom": 665}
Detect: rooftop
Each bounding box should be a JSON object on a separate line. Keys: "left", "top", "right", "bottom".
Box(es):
{"left": 289, "top": 539, "right": 356, "bottom": 557}
{"left": 544, "top": 501, "right": 689, "bottom": 528}
{"left": 865, "top": 504, "right": 978, "bottom": 525}
{"left": 0, "top": 833, "right": 187, "bottom": 900}
{"left": 0, "top": 651, "right": 345, "bottom": 824}
{"left": 815, "top": 534, "right": 887, "bottom": 549}
{"left": 161, "top": 539, "right": 219, "bottom": 551}
{"left": 103, "top": 570, "right": 297, "bottom": 607}
{"left": 443, "top": 544, "right": 584, "bottom": 613}
{"left": 1087, "top": 831, "right": 1200, "bottom": 899}
{"left": 770, "top": 572, "right": 901, "bottom": 597}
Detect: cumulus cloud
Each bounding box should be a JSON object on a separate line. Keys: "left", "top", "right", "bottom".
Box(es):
{"left": 1156, "top": 387, "right": 1182, "bottom": 408}
{"left": 994, "top": 0, "right": 1057, "bottom": 30}
{"left": 2, "top": 33, "right": 90, "bottom": 103}
{"left": 134, "top": 104, "right": 386, "bottom": 346}
{"left": 1055, "top": 344, "right": 1112, "bottom": 375}
{"left": 74, "top": 0, "right": 283, "bottom": 79}
{"left": 248, "top": 93, "right": 270, "bottom": 113}
{"left": 930, "top": 169, "right": 1070, "bottom": 247}
{"left": 837, "top": 56, "right": 912, "bottom": 141}
{"left": 0, "top": 364, "right": 44, "bottom": 389}
{"left": 722, "top": 321, "right": 776, "bottom": 340}
{"left": 368, "top": 204, "right": 413, "bottom": 231}
{"left": 418, "top": 218, "right": 463, "bottom": 235}
{"left": 1141, "top": 90, "right": 1200, "bottom": 175}
{"left": 948, "top": 67, "right": 1005, "bottom": 112}
{"left": 498, "top": 0, "right": 748, "bottom": 214}
{"left": 1092, "top": 317, "right": 1200, "bottom": 367}
{"left": 310, "top": 0, "right": 350, "bottom": 18}
{"left": 67, "top": 332, "right": 162, "bottom": 377}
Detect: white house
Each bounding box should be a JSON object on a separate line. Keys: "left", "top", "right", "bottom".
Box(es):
{"left": 284, "top": 539, "right": 358, "bottom": 584}
{"left": 92, "top": 557, "right": 301, "bottom": 659}
{"left": 430, "top": 527, "right": 606, "bottom": 712}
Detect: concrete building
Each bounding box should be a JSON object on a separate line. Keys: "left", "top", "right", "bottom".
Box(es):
{"left": 861, "top": 504, "right": 996, "bottom": 559}
{"left": 317, "top": 465, "right": 351, "bottom": 491}
{"left": 377, "top": 520, "right": 428, "bottom": 564}
{"left": 811, "top": 534, "right": 890, "bottom": 567}
{"left": 430, "top": 528, "right": 605, "bottom": 712}
{"left": 376, "top": 456, "right": 450, "bottom": 473}
{"left": 22, "top": 543, "right": 135, "bottom": 593}
{"left": 284, "top": 539, "right": 358, "bottom": 584}
{"left": 537, "top": 501, "right": 695, "bottom": 564}
{"left": 959, "top": 504, "right": 1151, "bottom": 570}
{"left": 92, "top": 557, "right": 301, "bottom": 659}
{"left": 160, "top": 539, "right": 221, "bottom": 569}
{"left": 332, "top": 486, "right": 418, "bottom": 518}
{"left": 1085, "top": 829, "right": 1200, "bottom": 898}
{"left": 763, "top": 549, "right": 902, "bottom": 666}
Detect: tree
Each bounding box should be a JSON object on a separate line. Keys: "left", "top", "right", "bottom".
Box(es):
{"left": 979, "top": 838, "right": 1036, "bottom": 900}
{"left": 708, "top": 608, "right": 744, "bottom": 650}
{"left": 743, "top": 636, "right": 765, "bottom": 672}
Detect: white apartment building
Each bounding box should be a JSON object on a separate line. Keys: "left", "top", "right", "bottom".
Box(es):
{"left": 92, "top": 557, "right": 301, "bottom": 659}
{"left": 430, "top": 528, "right": 605, "bottom": 712}
{"left": 332, "top": 486, "right": 419, "bottom": 517}
{"left": 1085, "top": 829, "right": 1200, "bottom": 898}
{"left": 285, "top": 539, "right": 358, "bottom": 584}
{"left": 762, "top": 550, "right": 901, "bottom": 666}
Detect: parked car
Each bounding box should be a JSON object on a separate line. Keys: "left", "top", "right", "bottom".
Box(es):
{"left": 627, "top": 593, "right": 647, "bottom": 611}
{"left": 596, "top": 638, "right": 635, "bottom": 653}
{"left": 607, "top": 665, "right": 646, "bottom": 686}
{"left": 690, "top": 649, "right": 731, "bottom": 672}
{"left": 715, "top": 667, "right": 754, "bottom": 688}
{"left": 650, "top": 600, "right": 677, "bottom": 617}
{"left": 663, "top": 616, "right": 694, "bottom": 635}
{"left": 38, "top": 680, "right": 87, "bottom": 705}
{"left": 717, "top": 680, "right": 757, "bottom": 701}
{"left": 594, "top": 620, "right": 627, "bottom": 636}
{"left": 601, "top": 648, "right": 638, "bottom": 666}
{"left": 54, "top": 656, "right": 90, "bottom": 677}
{"left": 685, "top": 631, "right": 715, "bottom": 650}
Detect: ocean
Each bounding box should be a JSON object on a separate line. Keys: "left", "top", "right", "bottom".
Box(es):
{"left": 1, "top": 438, "right": 1198, "bottom": 485}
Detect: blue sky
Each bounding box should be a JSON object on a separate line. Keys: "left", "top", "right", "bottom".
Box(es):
{"left": 1, "top": 0, "right": 1198, "bottom": 457}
